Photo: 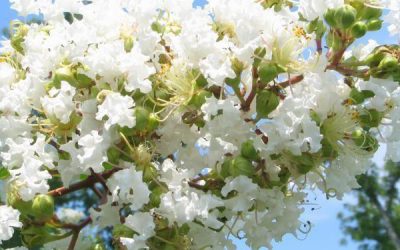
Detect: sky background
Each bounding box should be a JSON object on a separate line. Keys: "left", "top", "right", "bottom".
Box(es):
{"left": 0, "top": 0, "right": 397, "bottom": 250}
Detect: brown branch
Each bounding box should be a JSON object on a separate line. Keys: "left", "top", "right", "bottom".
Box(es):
{"left": 48, "top": 167, "right": 123, "bottom": 197}
{"left": 275, "top": 74, "right": 304, "bottom": 89}
{"left": 316, "top": 39, "right": 322, "bottom": 54}
{"left": 67, "top": 217, "right": 92, "bottom": 250}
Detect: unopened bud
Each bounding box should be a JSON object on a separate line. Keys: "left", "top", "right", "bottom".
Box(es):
{"left": 31, "top": 194, "right": 55, "bottom": 221}
{"left": 230, "top": 156, "right": 255, "bottom": 177}
{"left": 351, "top": 21, "right": 367, "bottom": 38}
{"left": 366, "top": 19, "right": 382, "bottom": 31}
{"left": 334, "top": 5, "right": 357, "bottom": 29}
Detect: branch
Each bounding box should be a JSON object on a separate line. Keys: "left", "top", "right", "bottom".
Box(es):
{"left": 66, "top": 217, "right": 92, "bottom": 250}
{"left": 275, "top": 74, "right": 304, "bottom": 89}
{"left": 48, "top": 167, "right": 123, "bottom": 197}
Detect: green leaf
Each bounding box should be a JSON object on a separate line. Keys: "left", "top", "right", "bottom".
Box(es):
{"left": 0, "top": 167, "right": 11, "bottom": 180}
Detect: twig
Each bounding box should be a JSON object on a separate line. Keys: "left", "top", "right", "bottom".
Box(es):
{"left": 48, "top": 167, "right": 123, "bottom": 197}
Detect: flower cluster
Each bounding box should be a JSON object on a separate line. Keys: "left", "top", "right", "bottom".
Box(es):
{"left": 0, "top": 0, "right": 399, "bottom": 249}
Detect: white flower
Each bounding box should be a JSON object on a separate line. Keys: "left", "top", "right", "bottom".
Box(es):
{"left": 0, "top": 205, "right": 22, "bottom": 243}
{"left": 299, "top": 0, "right": 344, "bottom": 21}
{"left": 96, "top": 92, "right": 136, "bottom": 130}
{"left": 56, "top": 208, "right": 85, "bottom": 224}
{"left": 41, "top": 81, "right": 76, "bottom": 124}
{"left": 108, "top": 166, "right": 150, "bottom": 210}
{"left": 125, "top": 212, "right": 155, "bottom": 240}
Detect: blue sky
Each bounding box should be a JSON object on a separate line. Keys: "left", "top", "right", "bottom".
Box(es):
{"left": 0, "top": 1, "right": 396, "bottom": 250}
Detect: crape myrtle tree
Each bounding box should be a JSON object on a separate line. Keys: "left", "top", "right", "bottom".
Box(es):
{"left": 339, "top": 161, "right": 400, "bottom": 250}
{"left": 0, "top": 0, "right": 400, "bottom": 249}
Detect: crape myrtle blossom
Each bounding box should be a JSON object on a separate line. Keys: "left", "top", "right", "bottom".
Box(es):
{"left": 0, "top": 205, "right": 22, "bottom": 244}
{"left": 0, "top": 0, "right": 400, "bottom": 249}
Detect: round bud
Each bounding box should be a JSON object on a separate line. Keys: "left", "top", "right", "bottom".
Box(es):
{"left": 365, "top": 52, "right": 385, "bottom": 67}
{"left": 241, "top": 140, "right": 259, "bottom": 161}
{"left": 230, "top": 156, "right": 255, "bottom": 177}
{"left": 256, "top": 89, "right": 280, "bottom": 119}
{"left": 124, "top": 36, "right": 134, "bottom": 53}
{"left": 366, "top": 19, "right": 382, "bottom": 31}
{"left": 378, "top": 55, "right": 398, "bottom": 71}
{"left": 324, "top": 8, "right": 337, "bottom": 27}
{"left": 258, "top": 63, "right": 279, "bottom": 83}
{"left": 351, "top": 21, "right": 367, "bottom": 38}
{"left": 334, "top": 5, "right": 357, "bottom": 29}
{"left": 31, "top": 194, "right": 55, "bottom": 221}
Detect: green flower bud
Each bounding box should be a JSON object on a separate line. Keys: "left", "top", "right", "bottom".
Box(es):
{"left": 258, "top": 63, "right": 279, "bottom": 83}
{"left": 351, "top": 21, "right": 367, "bottom": 38}
{"left": 31, "top": 194, "right": 55, "bottom": 221}
{"left": 324, "top": 9, "right": 337, "bottom": 27}
{"left": 378, "top": 55, "right": 398, "bottom": 72}
{"left": 124, "top": 36, "right": 134, "bottom": 53}
{"left": 220, "top": 158, "right": 233, "bottom": 178}
{"left": 366, "top": 19, "right": 382, "bottom": 31}
{"left": 334, "top": 5, "right": 357, "bottom": 29}
{"left": 241, "top": 140, "right": 259, "bottom": 161}
{"left": 365, "top": 51, "right": 386, "bottom": 67}
{"left": 256, "top": 89, "right": 280, "bottom": 119}
{"left": 230, "top": 156, "right": 255, "bottom": 177}
{"left": 149, "top": 186, "right": 165, "bottom": 207}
